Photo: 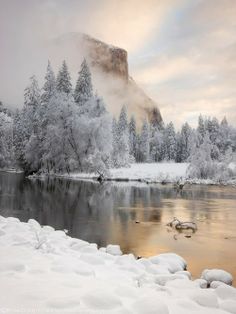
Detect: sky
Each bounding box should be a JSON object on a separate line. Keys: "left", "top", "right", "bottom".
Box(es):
{"left": 0, "top": 0, "right": 235, "bottom": 127}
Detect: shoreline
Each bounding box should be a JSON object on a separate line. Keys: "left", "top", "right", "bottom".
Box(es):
{"left": 0, "top": 215, "right": 235, "bottom": 313}
{"left": 32, "top": 173, "right": 236, "bottom": 187}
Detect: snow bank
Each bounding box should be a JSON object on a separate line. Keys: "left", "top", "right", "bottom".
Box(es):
{"left": 65, "top": 162, "right": 189, "bottom": 183}
{"left": 57, "top": 162, "right": 236, "bottom": 185}
{"left": 0, "top": 215, "right": 235, "bottom": 314}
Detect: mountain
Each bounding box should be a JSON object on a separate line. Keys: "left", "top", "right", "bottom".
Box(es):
{"left": 48, "top": 33, "right": 163, "bottom": 126}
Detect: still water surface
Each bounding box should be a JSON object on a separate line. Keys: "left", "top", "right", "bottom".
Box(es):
{"left": 0, "top": 172, "right": 236, "bottom": 281}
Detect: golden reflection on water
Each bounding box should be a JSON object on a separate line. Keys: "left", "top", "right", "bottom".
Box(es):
{"left": 111, "top": 186, "right": 236, "bottom": 285}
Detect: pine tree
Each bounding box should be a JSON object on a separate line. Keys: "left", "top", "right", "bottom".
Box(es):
{"left": 178, "top": 122, "right": 192, "bottom": 161}
{"left": 112, "top": 106, "right": 130, "bottom": 167}
{"left": 164, "top": 122, "right": 176, "bottom": 161}
{"left": 22, "top": 75, "right": 42, "bottom": 173}
{"left": 139, "top": 119, "right": 150, "bottom": 162}
{"left": 74, "top": 59, "right": 93, "bottom": 106}
{"left": 221, "top": 116, "right": 228, "bottom": 127}
{"left": 41, "top": 61, "right": 56, "bottom": 104}
{"left": 208, "top": 117, "right": 219, "bottom": 146}
{"left": 23, "top": 75, "right": 41, "bottom": 135}
{"left": 198, "top": 114, "right": 205, "bottom": 142}
{"left": 117, "top": 105, "right": 128, "bottom": 134}
{"left": 129, "top": 116, "right": 137, "bottom": 160}
{"left": 149, "top": 125, "right": 164, "bottom": 162}
{"left": 13, "top": 110, "right": 25, "bottom": 167}
{"left": 56, "top": 60, "right": 72, "bottom": 94}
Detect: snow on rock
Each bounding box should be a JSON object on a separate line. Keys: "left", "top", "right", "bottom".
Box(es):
{"left": 194, "top": 278, "right": 208, "bottom": 288}
{"left": 0, "top": 215, "right": 235, "bottom": 314}
{"left": 201, "top": 269, "right": 233, "bottom": 286}
{"left": 211, "top": 281, "right": 229, "bottom": 289}
{"left": 149, "top": 253, "right": 187, "bottom": 273}
{"left": 106, "top": 244, "right": 123, "bottom": 255}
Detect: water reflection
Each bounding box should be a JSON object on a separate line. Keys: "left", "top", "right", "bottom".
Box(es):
{"left": 0, "top": 172, "right": 236, "bottom": 283}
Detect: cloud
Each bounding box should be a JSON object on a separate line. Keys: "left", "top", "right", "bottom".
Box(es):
{"left": 0, "top": 0, "right": 235, "bottom": 128}
{"left": 130, "top": 0, "right": 236, "bottom": 127}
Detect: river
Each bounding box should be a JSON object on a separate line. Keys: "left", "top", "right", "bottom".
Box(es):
{"left": 0, "top": 171, "right": 236, "bottom": 282}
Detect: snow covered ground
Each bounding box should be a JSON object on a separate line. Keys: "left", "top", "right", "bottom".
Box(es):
{"left": 0, "top": 215, "right": 235, "bottom": 314}
{"left": 63, "top": 163, "right": 189, "bottom": 183}
{"left": 56, "top": 162, "right": 236, "bottom": 185}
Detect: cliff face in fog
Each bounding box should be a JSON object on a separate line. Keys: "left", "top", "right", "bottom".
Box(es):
{"left": 49, "top": 33, "right": 163, "bottom": 126}
{"left": 84, "top": 34, "right": 129, "bottom": 81}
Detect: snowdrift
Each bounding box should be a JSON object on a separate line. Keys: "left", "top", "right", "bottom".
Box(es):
{"left": 0, "top": 215, "right": 235, "bottom": 314}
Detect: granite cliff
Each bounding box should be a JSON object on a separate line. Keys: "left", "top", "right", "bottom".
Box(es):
{"left": 49, "top": 33, "right": 163, "bottom": 126}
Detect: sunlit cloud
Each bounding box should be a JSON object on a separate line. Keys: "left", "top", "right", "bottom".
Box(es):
{"left": 0, "top": 0, "right": 235, "bottom": 127}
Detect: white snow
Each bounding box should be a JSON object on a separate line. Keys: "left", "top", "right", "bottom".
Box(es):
{"left": 201, "top": 269, "right": 233, "bottom": 286}
{"left": 63, "top": 162, "right": 189, "bottom": 183}
{"left": 106, "top": 244, "right": 123, "bottom": 256}
{"left": 57, "top": 162, "right": 236, "bottom": 185}
{"left": 0, "top": 215, "right": 235, "bottom": 314}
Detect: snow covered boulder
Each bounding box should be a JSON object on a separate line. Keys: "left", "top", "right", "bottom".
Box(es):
{"left": 149, "top": 253, "right": 187, "bottom": 273}
{"left": 210, "top": 281, "right": 228, "bottom": 289}
{"left": 201, "top": 269, "right": 233, "bottom": 286}
{"left": 106, "top": 244, "right": 122, "bottom": 256}
{"left": 28, "top": 218, "right": 41, "bottom": 231}
{"left": 70, "top": 239, "right": 90, "bottom": 251}
{"left": 155, "top": 274, "right": 188, "bottom": 286}
{"left": 194, "top": 278, "right": 208, "bottom": 288}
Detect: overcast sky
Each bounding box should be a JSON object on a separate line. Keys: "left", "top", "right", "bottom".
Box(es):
{"left": 0, "top": 0, "right": 235, "bottom": 127}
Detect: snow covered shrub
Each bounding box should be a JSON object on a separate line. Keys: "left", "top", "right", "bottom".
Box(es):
{"left": 188, "top": 134, "right": 236, "bottom": 182}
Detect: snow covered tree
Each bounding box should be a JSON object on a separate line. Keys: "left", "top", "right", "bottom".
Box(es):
{"left": 41, "top": 61, "right": 56, "bottom": 105}
{"left": 206, "top": 117, "right": 219, "bottom": 146}
{"left": 149, "top": 125, "right": 164, "bottom": 162}
{"left": 56, "top": 60, "right": 72, "bottom": 94}
{"left": 129, "top": 116, "right": 137, "bottom": 160}
{"left": 0, "top": 111, "right": 13, "bottom": 168}
{"left": 41, "top": 92, "right": 75, "bottom": 173}
{"left": 112, "top": 106, "right": 130, "bottom": 167}
{"left": 164, "top": 122, "right": 177, "bottom": 161}
{"left": 177, "top": 122, "right": 192, "bottom": 162}
{"left": 23, "top": 75, "right": 41, "bottom": 134}
{"left": 197, "top": 114, "right": 205, "bottom": 143}
{"left": 74, "top": 59, "right": 93, "bottom": 107}
{"left": 139, "top": 119, "right": 150, "bottom": 162}
{"left": 20, "top": 75, "right": 42, "bottom": 173}
{"left": 13, "top": 110, "right": 25, "bottom": 168}
{"left": 188, "top": 133, "right": 214, "bottom": 179}
{"left": 66, "top": 95, "right": 112, "bottom": 173}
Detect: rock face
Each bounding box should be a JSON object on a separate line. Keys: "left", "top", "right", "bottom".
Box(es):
{"left": 84, "top": 34, "right": 129, "bottom": 81}
{"left": 49, "top": 33, "right": 163, "bottom": 126}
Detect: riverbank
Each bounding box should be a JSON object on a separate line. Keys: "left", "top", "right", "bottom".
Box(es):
{"left": 56, "top": 163, "right": 236, "bottom": 186}
{"left": 0, "top": 215, "right": 235, "bottom": 314}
